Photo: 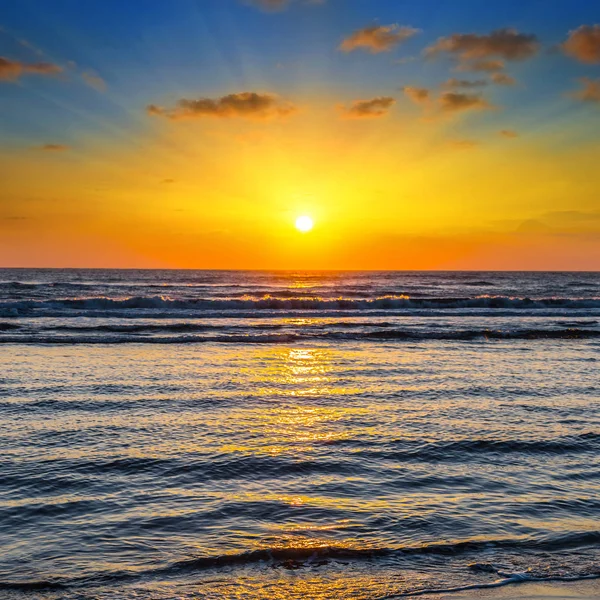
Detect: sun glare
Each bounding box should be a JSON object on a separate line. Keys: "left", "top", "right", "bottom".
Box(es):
{"left": 295, "top": 215, "right": 314, "bottom": 233}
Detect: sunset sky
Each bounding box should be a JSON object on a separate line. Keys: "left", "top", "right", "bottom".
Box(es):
{"left": 0, "top": 0, "right": 599, "bottom": 269}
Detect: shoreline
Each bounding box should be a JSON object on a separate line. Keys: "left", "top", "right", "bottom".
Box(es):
{"left": 414, "top": 579, "right": 600, "bottom": 600}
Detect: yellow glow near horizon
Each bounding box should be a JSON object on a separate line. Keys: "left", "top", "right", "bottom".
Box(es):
{"left": 295, "top": 215, "right": 314, "bottom": 233}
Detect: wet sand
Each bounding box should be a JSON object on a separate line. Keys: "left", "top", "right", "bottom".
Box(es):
{"left": 441, "top": 579, "right": 600, "bottom": 600}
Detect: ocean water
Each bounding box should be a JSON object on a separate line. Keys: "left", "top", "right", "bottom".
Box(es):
{"left": 0, "top": 269, "right": 599, "bottom": 599}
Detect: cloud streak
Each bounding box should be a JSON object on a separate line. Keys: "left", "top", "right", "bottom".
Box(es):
{"left": 491, "top": 72, "right": 516, "bottom": 86}
{"left": 442, "top": 78, "right": 488, "bottom": 89}
{"left": 147, "top": 92, "right": 297, "bottom": 120}
{"left": 340, "top": 24, "right": 419, "bottom": 54}
{"left": 458, "top": 59, "right": 505, "bottom": 72}
{"left": 82, "top": 70, "right": 106, "bottom": 92}
{"left": 244, "top": 0, "right": 324, "bottom": 11}
{"left": 0, "top": 56, "right": 62, "bottom": 81}
{"left": 339, "top": 96, "right": 396, "bottom": 118}
{"left": 39, "top": 144, "right": 70, "bottom": 151}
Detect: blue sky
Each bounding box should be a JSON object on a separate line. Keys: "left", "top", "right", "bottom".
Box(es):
{"left": 1, "top": 0, "right": 599, "bottom": 146}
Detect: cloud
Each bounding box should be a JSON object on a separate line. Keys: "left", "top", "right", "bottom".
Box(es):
{"left": 147, "top": 92, "right": 297, "bottom": 120}
{"left": 403, "top": 86, "right": 492, "bottom": 116}
{"left": 458, "top": 59, "right": 505, "bottom": 72}
{"left": 244, "top": 0, "right": 324, "bottom": 11}
{"left": 571, "top": 77, "right": 600, "bottom": 103}
{"left": 403, "top": 86, "right": 431, "bottom": 104}
{"left": 562, "top": 25, "right": 600, "bottom": 64}
{"left": 0, "top": 56, "right": 62, "bottom": 81}
{"left": 339, "top": 96, "right": 396, "bottom": 118}
{"left": 491, "top": 72, "right": 516, "bottom": 86}
{"left": 82, "top": 70, "right": 106, "bottom": 92}
{"left": 499, "top": 129, "right": 518, "bottom": 138}
{"left": 162, "top": 179, "right": 175, "bottom": 184}
{"left": 442, "top": 78, "right": 488, "bottom": 89}
{"left": 426, "top": 29, "right": 539, "bottom": 68}
{"left": 39, "top": 143, "right": 70, "bottom": 151}
{"left": 340, "top": 24, "right": 420, "bottom": 54}
{"left": 449, "top": 139, "right": 478, "bottom": 149}
{"left": 439, "top": 91, "right": 492, "bottom": 113}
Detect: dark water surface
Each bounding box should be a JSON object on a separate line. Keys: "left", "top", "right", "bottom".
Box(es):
{"left": 0, "top": 270, "right": 599, "bottom": 598}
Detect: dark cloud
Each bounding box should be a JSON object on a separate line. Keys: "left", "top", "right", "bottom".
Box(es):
{"left": 491, "top": 72, "right": 516, "bottom": 86}
{"left": 442, "top": 78, "right": 488, "bottom": 89}
{"left": 571, "top": 78, "right": 600, "bottom": 103}
{"left": 340, "top": 96, "right": 396, "bottom": 118}
{"left": 439, "top": 91, "right": 492, "bottom": 113}
{"left": 403, "top": 86, "right": 431, "bottom": 104}
{"left": 340, "top": 24, "right": 419, "bottom": 54}
{"left": 147, "top": 92, "right": 297, "bottom": 120}
{"left": 499, "top": 129, "right": 519, "bottom": 138}
{"left": 562, "top": 25, "right": 600, "bottom": 64}
{"left": 162, "top": 179, "right": 175, "bottom": 184}
{"left": 39, "top": 144, "right": 70, "bottom": 151}
{"left": 0, "top": 56, "right": 62, "bottom": 81}
{"left": 426, "top": 29, "right": 539, "bottom": 69}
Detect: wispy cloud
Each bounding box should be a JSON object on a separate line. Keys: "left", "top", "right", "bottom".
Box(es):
{"left": 499, "top": 129, "right": 519, "bottom": 138}
{"left": 339, "top": 96, "right": 396, "bottom": 118}
{"left": 81, "top": 70, "right": 106, "bottom": 92}
{"left": 403, "top": 86, "right": 431, "bottom": 105}
{"left": 571, "top": 78, "right": 600, "bottom": 104}
{"left": 442, "top": 78, "right": 488, "bottom": 89}
{"left": 458, "top": 59, "right": 505, "bottom": 72}
{"left": 0, "top": 56, "right": 62, "bottom": 81}
{"left": 246, "top": 0, "right": 290, "bottom": 11}
{"left": 147, "top": 92, "right": 297, "bottom": 120}
{"left": 562, "top": 25, "right": 600, "bottom": 64}
{"left": 448, "top": 139, "right": 478, "bottom": 149}
{"left": 340, "top": 24, "right": 420, "bottom": 54}
{"left": 38, "top": 144, "right": 70, "bottom": 151}
{"left": 491, "top": 72, "right": 516, "bottom": 86}
{"left": 244, "top": 0, "right": 324, "bottom": 12}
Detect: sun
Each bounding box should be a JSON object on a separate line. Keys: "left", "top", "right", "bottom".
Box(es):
{"left": 295, "top": 215, "right": 314, "bottom": 233}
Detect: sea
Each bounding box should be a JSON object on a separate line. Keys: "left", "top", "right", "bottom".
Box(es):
{"left": 0, "top": 269, "right": 599, "bottom": 599}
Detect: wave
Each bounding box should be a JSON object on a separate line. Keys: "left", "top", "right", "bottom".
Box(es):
{"left": 2, "top": 294, "right": 600, "bottom": 314}
{"left": 1, "top": 328, "right": 599, "bottom": 345}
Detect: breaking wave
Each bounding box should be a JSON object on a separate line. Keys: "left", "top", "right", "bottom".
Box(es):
{"left": 1, "top": 294, "right": 600, "bottom": 315}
